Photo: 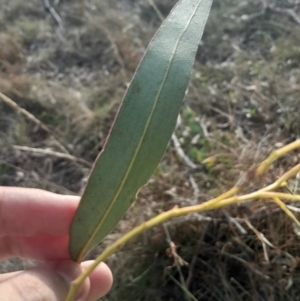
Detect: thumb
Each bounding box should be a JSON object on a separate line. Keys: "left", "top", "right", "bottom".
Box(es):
{"left": 0, "top": 260, "right": 89, "bottom": 301}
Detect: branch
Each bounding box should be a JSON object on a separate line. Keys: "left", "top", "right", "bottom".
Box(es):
{"left": 65, "top": 193, "right": 300, "bottom": 300}
{"left": 64, "top": 140, "right": 300, "bottom": 300}
{"left": 41, "top": 0, "right": 64, "bottom": 32}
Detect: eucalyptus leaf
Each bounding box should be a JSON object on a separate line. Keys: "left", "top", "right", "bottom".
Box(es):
{"left": 69, "top": 0, "right": 212, "bottom": 262}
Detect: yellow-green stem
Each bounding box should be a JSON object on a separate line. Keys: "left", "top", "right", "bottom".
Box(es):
{"left": 64, "top": 191, "right": 300, "bottom": 301}
{"left": 261, "top": 163, "right": 300, "bottom": 192}
{"left": 256, "top": 140, "right": 300, "bottom": 175}
{"left": 272, "top": 197, "right": 300, "bottom": 229}
{"left": 64, "top": 140, "right": 300, "bottom": 300}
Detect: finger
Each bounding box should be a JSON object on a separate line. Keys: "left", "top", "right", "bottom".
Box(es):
{"left": 0, "top": 187, "right": 79, "bottom": 237}
{"left": 0, "top": 235, "right": 69, "bottom": 260}
{"left": 0, "top": 261, "right": 89, "bottom": 301}
{"left": 0, "top": 261, "right": 113, "bottom": 299}
{"left": 81, "top": 261, "right": 113, "bottom": 301}
{"left": 0, "top": 271, "right": 20, "bottom": 282}
{"left": 0, "top": 261, "right": 113, "bottom": 300}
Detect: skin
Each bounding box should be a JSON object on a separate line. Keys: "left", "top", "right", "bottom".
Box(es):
{"left": 0, "top": 187, "right": 113, "bottom": 301}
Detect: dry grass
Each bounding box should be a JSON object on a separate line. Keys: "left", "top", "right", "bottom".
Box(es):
{"left": 1, "top": 0, "right": 300, "bottom": 300}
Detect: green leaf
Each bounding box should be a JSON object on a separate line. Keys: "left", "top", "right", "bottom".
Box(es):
{"left": 69, "top": 0, "right": 213, "bottom": 262}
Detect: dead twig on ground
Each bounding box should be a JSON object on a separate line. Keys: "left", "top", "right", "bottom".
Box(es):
{"left": 163, "top": 224, "right": 191, "bottom": 301}
{"left": 148, "top": 0, "right": 164, "bottom": 22}
{"left": 172, "top": 134, "right": 197, "bottom": 169}
{"left": 13, "top": 145, "right": 91, "bottom": 167}
{"left": 41, "top": 0, "right": 64, "bottom": 32}
{"left": 189, "top": 175, "right": 199, "bottom": 204}
{"left": 0, "top": 92, "right": 69, "bottom": 154}
{"left": 245, "top": 219, "right": 276, "bottom": 263}
{"left": 223, "top": 209, "right": 248, "bottom": 235}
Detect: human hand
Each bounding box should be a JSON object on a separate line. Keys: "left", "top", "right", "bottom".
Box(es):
{"left": 0, "top": 187, "right": 113, "bottom": 301}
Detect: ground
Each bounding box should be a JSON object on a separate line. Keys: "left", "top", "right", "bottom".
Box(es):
{"left": 1, "top": 0, "right": 300, "bottom": 300}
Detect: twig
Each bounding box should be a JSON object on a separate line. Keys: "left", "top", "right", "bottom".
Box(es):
{"left": 272, "top": 197, "right": 300, "bottom": 230}
{"left": 223, "top": 210, "right": 247, "bottom": 235}
{"left": 164, "top": 189, "right": 194, "bottom": 206}
{"left": 244, "top": 219, "right": 275, "bottom": 263}
{"left": 148, "top": 0, "right": 164, "bottom": 22}
{"left": 13, "top": 145, "right": 91, "bottom": 167}
{"left": 172, "top": 134, "right": 197, "bottom": 169}
{"left": 163, "top": 225, "right": 190, "bottom": 301}
{"left": 164, "top": 213, "right": 216, "bottom": 228}
{"left": 223, "top": 252, "right": 270, "bottom": 280}
{"left": 247, "top": 141, "right": 300, "bottom": 185}
{"left": 163, "top": 224, "right": 189, "bottom": 268}
{"left": 269, "top": 4, "right": 300, "bottom": 26}
{"left": 287, "top": 205, "right": 300, "bottom": 213}
{"left": 189, "top": 175, "right": 199, "bottom": 204}
{"left": 41, "top": 0, "right": 64, "bottom": 32}
{"left": 199, "top": 116, "right": 210, "bottom": 138}
{"left": 168, "top": 275, "right": 198, "bottom": 301}
{"left": 126, "top": 264, "right": 153, "bottom": 286}
{"left": 0, "top": 92, "right": 69, "bottom": 154}
{"left": 64, "top": 141, "right": 300, "bottom": 301}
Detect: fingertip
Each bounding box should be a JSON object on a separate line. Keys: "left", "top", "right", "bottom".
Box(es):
{"left": 81, "top": 260, "right": 113, "bottom": 301}
{"left": 0, "top": 260, "right": 90, "bottom": 301}
{"left": 47, "top": 260, "right": 90, "bottom": 301}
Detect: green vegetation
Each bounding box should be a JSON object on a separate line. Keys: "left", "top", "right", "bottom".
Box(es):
{"left": 1, "top": 0, "right": 300, "bottom": 300}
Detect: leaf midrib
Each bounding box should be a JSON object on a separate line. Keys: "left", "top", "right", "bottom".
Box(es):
{"left": 77, "top": 0, "right": 203, "bottom": 261}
